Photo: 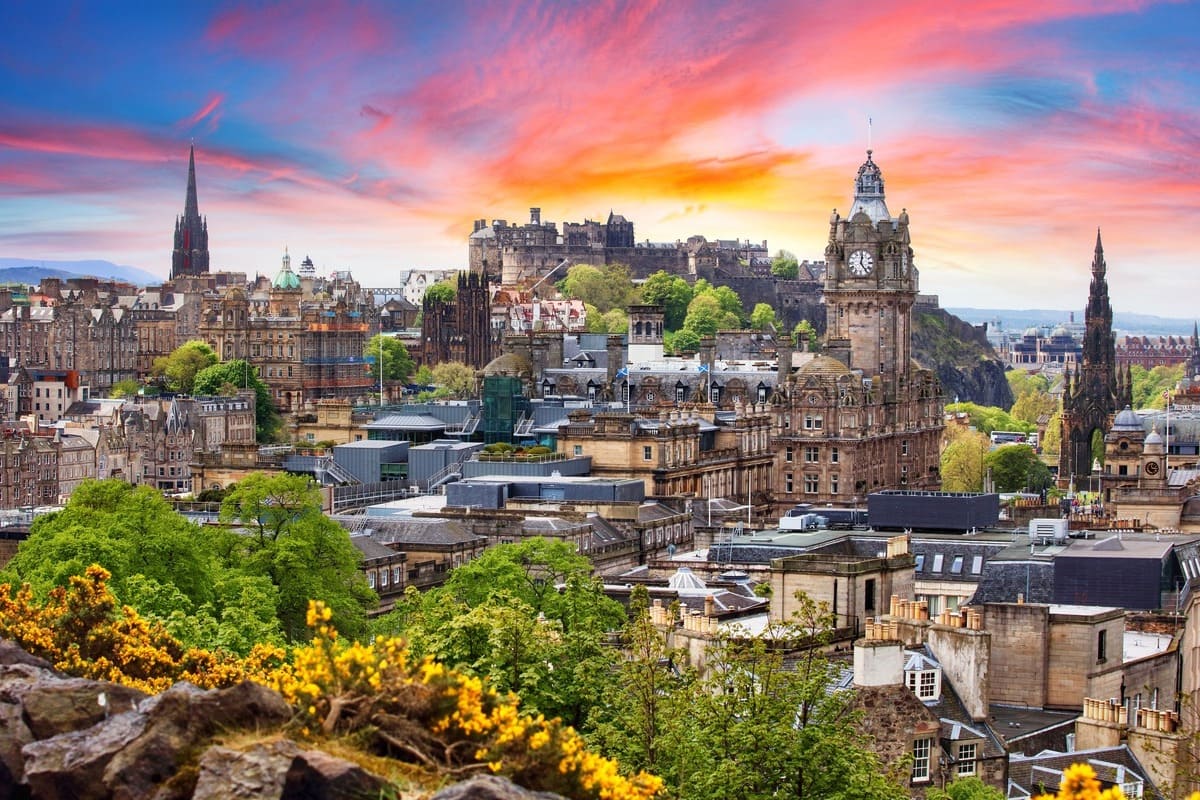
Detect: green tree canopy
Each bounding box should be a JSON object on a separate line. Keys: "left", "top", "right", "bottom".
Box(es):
{"left": 750, "top": 302, "right": 780, "bottom": 332}
{"left": 557, "top": 263, "right": 635, "bottom": 313}
{"left": 374, "top": 539, "right": 625, "bottom": 727}
{"left": 364, "top": 333, "right": 415, "bottom": 382}
{"left": 193, "top": 359, "right": 280, "bottom": 443}
{"left": 151, "top": 340, "right": 218, "bottom": 394}
{"left": 1130, "top": 364, "right": 1184, "bottom": 409}
{"left": 108, "top": 378, "right": 142, "bottom": 398}
{"left": 666, "top": 328, "right": 701, "bottom": 355}
{"left": 793, "top": 319, "right": 820, "bottom": 351}
{"left": 930, "top": 776, "right": 1005, "bottom": 800}
{"left": 944, "top": 402, "right": 1033, "bottom": 435}
{"left": 424, "top": 280, "right": 457, "bottom": 304}
{"left": 985, "top": 443, "right": 1052, "bottom": 493}
{"left": 218, "top": 472, "right": 374, "bottom": 641}
{"left": 601, "top": 308, "right": 629, "bottom": 334}
{"left": 770, "top": 249, "right": 800, "bottom": 280}
{"left": 430, "top": 361, "right": 476, "bottom": 398}
{"left": 682, "top": 293, "right": 739, "bottom": 338}
{"left": 940, "top": 429, "right": 990, "bottom": 492}
{"left": 639, "top": 271, "right": 693, "bottom": 330}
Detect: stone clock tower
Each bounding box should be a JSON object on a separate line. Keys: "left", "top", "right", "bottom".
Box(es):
{"left": 823, "top": 150, "right": 917, "bottom": 399}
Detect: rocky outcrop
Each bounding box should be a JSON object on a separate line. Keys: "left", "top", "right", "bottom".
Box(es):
{"left": 0, "top": 639, "right": 565, "bottom": 800}
{"left": 912, "top": 307, "right": 1014, "bottom": 408}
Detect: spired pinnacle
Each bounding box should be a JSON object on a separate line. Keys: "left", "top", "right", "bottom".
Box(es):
{"left": 185, "top": 144, "right": 199, "bottom": 220}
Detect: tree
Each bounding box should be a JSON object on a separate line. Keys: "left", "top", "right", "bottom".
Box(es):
{"left": 793, "top": 319, "right": 820, "bottom": 351}
{"left": 1130, "top": 364, "right": 1184, "bottom": 409}
{"left": 1011, "top": 390, "right": 1058, "bottom": 427}
{"left": 374, "top": 539, "right": 624, "bottom": 728}
{"left": 151, "top": 340, "right": 218, "bottom": 394}
{"left": 424, "top": 279, "right": 457, "bottom": 304}
{"left": 627, "top": 591, "right": 908, "bottom": 800}
{"left": 1006, "top": 369, "right": 1051, "bottom": 399}
{"left": 930, "top": 776, "right": 1004, "bottom": 800}
{"left": 601, "top": 308, "right": 629, "bottom": 334}
{"left": 108, "top": 378, "right": 142, "bottom": 398}
{"left": 430, "top": 361, "right": 475, "bottom": 398}
{"left": 985, "top": 444, "right": 1052, "bottom": 493}
{"left": 750, "top": 302, "right": 780, "bottom": 332}
{"left": 363, "top": 333, "right": 414, "bottom": 382}
{"left": 558, "top": 263, "right": 635, "bottom": 313}
{"left": 944, "top": 402, "right": 1032, "bottom": 435}
{"left": 771, "top": 249, "right": 800, "bottom": 280}
{"left": 413, "top": 364, "right": 434, "bottom": 386}
{"left": 709, "top": 285, "right": 745, "bottom": 325}
{"left": 192, "top": 359, "right": 280, "bottom": 442}
{"left": 1043, "top": 408, "right": 1063, "bottom": 456}
{"left": 667, "top": 328, "right": 701, "bottom": 355}
{"left": 219, "top": 472, "right": 374, "bottom": 641}
{"left": 639, "top": 271, "right": 693, "bottom": 330}
{"left": 941, "top": 429, "right": 990, "bottom": 492}
{"left": 683, "top": 293, "right": 739, "bottom": 338}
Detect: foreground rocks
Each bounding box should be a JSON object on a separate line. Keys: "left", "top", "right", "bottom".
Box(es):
{"left": 0, "top": 640, "right": 565, "bottom": 800}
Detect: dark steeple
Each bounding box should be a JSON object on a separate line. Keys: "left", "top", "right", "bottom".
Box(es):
{"left": 171, "top": 144, "right": 210, "bottom": 280}
{"left": 185, "top": 143, "right": 200, "bottom": 219}
{"left": 1059, "top": 229, "right": 1119, "bottom": 487}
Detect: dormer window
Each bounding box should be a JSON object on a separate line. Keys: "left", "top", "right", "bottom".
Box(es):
{"left": 905, "top": 668, "right": 941, "bottom": 701}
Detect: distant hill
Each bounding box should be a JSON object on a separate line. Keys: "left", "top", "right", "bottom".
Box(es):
{"left": 0, "top": 258, "right": 163, "bottom": 287}
{"left": 948, "top": 307, "right": 1196, "bottom": 337}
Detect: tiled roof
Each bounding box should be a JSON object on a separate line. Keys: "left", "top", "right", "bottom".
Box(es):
{"left": 1008, "top": 747, "right": 1160, "bottom": 799}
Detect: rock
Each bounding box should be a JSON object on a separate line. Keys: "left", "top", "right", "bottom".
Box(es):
{"left": 282, "top": 747, "right": 392, "bottom": 799}
{"left": 431, "top": 775, "right": 567, "bottom": 800}
{"left": 22, "top": 677, "right": 146, "bottom": 740}
{"left": 102, "top": 681, "right": 292, "bottom": 799}
{"left": 22, "top": 711, "right": 148, "bottom": 800}
{"left": 0, "top": 699, "right": 33, "bottom": 800}
{"left": 191, "top": 741, "right": 298, "bottom": 800}
{"left": 0, "top": 640, "right": 53, "bottom": 671}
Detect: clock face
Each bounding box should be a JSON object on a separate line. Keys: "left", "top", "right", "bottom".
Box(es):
{"left": 1145, "top": 460, "right": 1160, "bottom": 476}
{"left": 847, "top": 250, "right": 874, "bottom": 276}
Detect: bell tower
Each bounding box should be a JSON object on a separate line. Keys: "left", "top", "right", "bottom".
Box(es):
{"left": 823, "top": 150, "right": 917, "bottom": 397}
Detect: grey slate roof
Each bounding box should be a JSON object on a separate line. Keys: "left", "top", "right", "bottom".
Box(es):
{"left": 1007, "top": 746, "right": 1161, "bottom": 799}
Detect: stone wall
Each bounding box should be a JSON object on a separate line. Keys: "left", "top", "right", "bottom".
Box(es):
{"left": 1046, "top": 608, "right": 1124, "bottom": 709}
{"left": 926, "top": 625, "right": 991, "bottom": 721}
{"left": 983, "top": 602, "right": 1050, "bottom": 708}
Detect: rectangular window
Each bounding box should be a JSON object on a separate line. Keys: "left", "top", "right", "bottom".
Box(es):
{"left": 971, "top": 556, "right": 983, "bottom": 574}
{"left": 574, "top": 445, "right": 583, "bottom": 456}
{"left": 643, "top": 446, "right": 653, "bottom": 461}
{"left": 367, "top": 571, "right": 376, "bottom": 589}
{"left": 915, "top": 554, "right": 925, "bottom": 572}
{"left": 804, "top": 474, "right": 819, "bottom": 494}
{"left": 380, "top": 568, "right": 389, "bottom": 587}
{"left": 902, "top": 440, "right": 910, "bottom": 456}
{"left": 950, "top": 556, "right": 964, "bottom": 575}
{"left": 865, "top": 578, "right": 876, "bottom": 612}
{"left": 804, "top": 446, "right": 819, "bottom": 463}
{"left": 831, "top": 447, "right": 839, "bottom": 464}
{"left": 785, "top": 446, "right": 794, "bottom": 463}
{"left": 785, "top": 473, "right": 794, "bottom": 493}
{"left": 931, "top": 554, "right": 944, "bottom": 573}
{"left": 393, "top": 566, "right": 402, "bottom": 585}
{"left": 830, "top": 474, "right": 839, "bottom": 494}
{"left": 957, "top": 743, "right": 977, "bottom": 776}
{"left": 912, "top": 737, "right": 931, "bottom": 782}
{"left": 919, "top": 671, "right": 937, "bottom": 699}
{"left": 804, "top": 414, "right": 823, "bottom": 430}
{"left": 1098, "top": 629, "right": 1107, "bottom": 663}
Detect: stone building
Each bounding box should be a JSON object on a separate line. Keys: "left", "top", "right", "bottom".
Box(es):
{"left": 420, "top": 270, "right": 496, "bottom": 370}
{"left": 1116, "top": 329, "right": 1197, "bottom": 371}
{"left": 197, "top": 254, "right": 375, "bottom": 413}
{"left": 770, "top": 151, "right": 944, "bottom": 512}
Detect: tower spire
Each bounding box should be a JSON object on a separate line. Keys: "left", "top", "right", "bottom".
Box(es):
{"left": 185, "top": 143, "right": 199, "bottom": 220}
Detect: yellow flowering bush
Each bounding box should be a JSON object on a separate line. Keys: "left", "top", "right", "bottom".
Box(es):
{"left": 1033, "top": 763, "right": 1200, "bottom": 800}
{"left": 0, "top": 568, "right": 662, "bottom": 799}
{"left": 276, "top": 600, "right": 663, "bottom": 800}
{"left": 0, "top": 565, "right": 284, "bottom": 693}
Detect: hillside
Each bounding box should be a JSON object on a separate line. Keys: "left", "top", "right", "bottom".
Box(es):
{"left": 0, "top": 258, "right": 162, "bottom": 287}
{"left": 912, "top": 307, "right": 1014, "bottom": 408}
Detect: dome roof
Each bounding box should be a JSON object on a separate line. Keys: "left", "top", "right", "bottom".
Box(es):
{"left": 1145, "top": 427, "right": 1164, "bottom": 448}
{"left": 847, "top": 150, "right": 891, "bottom": 223}
{"left": 1111, "top": 406, "right": 1141, "bottom": 431}
{"left": 272, "top": 264, "right": 301, "bottom": 290}
{"left": 796, "top": 355, "right": 852, "bottom": 380}
{"left": 1024, "top": 326, "right": 1040, "bottom": 338}
{"left": 481, "top": 351, "right": 531, "bottom": 377}
{"left": 1050, "top": 325, "right": 1070, "bottom": 338}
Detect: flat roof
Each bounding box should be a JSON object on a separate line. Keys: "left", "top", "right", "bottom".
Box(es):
{"left": 459, "top": 475, "right": 642, "bottom": 486}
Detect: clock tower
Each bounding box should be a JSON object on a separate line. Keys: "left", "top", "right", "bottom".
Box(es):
{"left": 823, "top": 150, "right": 917, "bottom": 398}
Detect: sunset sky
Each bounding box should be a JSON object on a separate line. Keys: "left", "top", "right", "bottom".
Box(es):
{"left": 1, "top": 1, "right": 1198, "bottom": 316}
